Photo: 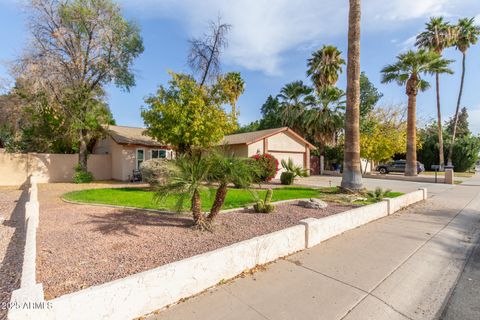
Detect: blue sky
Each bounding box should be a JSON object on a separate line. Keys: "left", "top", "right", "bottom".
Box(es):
{"left": 1, "top": 0, "right": 480, "bottom": 133}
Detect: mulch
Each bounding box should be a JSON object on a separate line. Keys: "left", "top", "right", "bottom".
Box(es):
{"left": 36, "top": 183, "right": 354, "bottom": 300}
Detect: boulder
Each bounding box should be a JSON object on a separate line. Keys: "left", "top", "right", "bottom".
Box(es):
{"left": 299, "top": 198, "right": 328, "bottom": 209}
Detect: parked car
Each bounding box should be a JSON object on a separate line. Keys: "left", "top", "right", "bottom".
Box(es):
{"left": 376, "top": 160, "right": 425, "bottom": 174}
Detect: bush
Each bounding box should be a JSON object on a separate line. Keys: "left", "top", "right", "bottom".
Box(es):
{"left": 72, "top": 165, "right": 93, "bottom": 183}
{"left": 251, "top": 153, "right": 279, "bottom": 182}
{"left": 140, "top": 158, "right": 170, "bottom": 186}
{"left": 280, "top": 171, "right": 295, "bottom": 185}
{"left": 232, "top": 158, "right": 262, "bottom": 188}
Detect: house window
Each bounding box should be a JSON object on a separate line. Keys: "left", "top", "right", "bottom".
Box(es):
{"left": 151, "top": 149, "right": 167, "bottom": 159}
{"left": 136, "top": 149, "right": 144, "bottom": 169}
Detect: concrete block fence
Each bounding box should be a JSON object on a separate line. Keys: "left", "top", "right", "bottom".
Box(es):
{"left": 8, "top": 188, "right": 427, "bottom": 320}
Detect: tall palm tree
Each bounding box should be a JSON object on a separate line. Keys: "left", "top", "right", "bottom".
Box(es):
{"left": 447, "top": 17, "right": 480, "bottom": 166}
{"left": 221, "top": 72, "right": 245, "bottom": 124}
{"left": 381, "top": 50, "right": 453, "bottom": 176}
{"left": 415, "top": 17, "right": 455, "bottom": 169}
{"left": 307, "top": 45, "right": 346, "bottom": 93}
{"left": 341, "top": 0, "right": 363, "bottom": 190}
{"left": 277, "top": 81, "right": 315, "bottom": 134}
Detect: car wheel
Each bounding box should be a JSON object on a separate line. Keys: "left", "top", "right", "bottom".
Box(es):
{"left": 379, "top": 168, "right": 387, "bottom": 174}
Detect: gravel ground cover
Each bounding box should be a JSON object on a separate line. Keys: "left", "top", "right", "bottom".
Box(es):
{"left": 0, "top": 187, "right": 27, "bottom": 320}
{"left": 36, "top": 182, "right": 354, "bottom": 300}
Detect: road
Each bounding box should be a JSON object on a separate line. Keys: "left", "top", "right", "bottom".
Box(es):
{"left": 146, "top": 175, "right": 480, "bottom": 320}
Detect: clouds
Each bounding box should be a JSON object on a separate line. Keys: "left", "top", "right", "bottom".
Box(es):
{"left": 119, "top": 0, "right": 479, "bottom": 75}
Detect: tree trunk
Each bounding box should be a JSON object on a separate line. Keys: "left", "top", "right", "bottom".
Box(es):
{"left": 207, "top": 183, "right": 228, "bottom": 223}
{"left": 405, "top": 92, "right": 418, "bottom": 176}
{"left": 191, "top": 189, "right": 204, "bottom": 225}
{"left": 447, "top": 52, "right": 466, "bottom": 166}
{"left": 341, "top": 0, "right": 363, "bottom": 190}
{"left": 435, "top": 72, "right": 445, "bottom": 169}
{"left": 78, "top": 129, "right": 88, "bottom": 172}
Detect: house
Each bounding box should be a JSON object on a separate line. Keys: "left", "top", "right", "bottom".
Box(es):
{"left": 222, "top": 127, "right": 315, "bottom": 179}
{"left": 93, "top": 125, "right": 173, "bottom": 181}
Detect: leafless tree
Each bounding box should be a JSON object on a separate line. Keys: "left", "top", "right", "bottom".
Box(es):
{"left": 188, "top": 18, "right": 231, "bottom": 86}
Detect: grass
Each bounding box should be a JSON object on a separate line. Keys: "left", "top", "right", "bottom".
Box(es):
{"left": 63, "top": 186, "right": 404, "bottom": 211}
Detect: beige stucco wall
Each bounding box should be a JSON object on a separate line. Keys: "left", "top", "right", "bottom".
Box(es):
{"left": 247, "top": 140, "right": 264, "bottom": 156}
{"left": 0, "top": 149, "right": 111, "bottom": 186}
{"left": 267, "top": 132, "right": 306, "bottom": 152}
{"left": 224, "top": 144, "right": 249, "bottom": 158}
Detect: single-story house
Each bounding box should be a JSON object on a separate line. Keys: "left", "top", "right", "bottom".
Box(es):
{"left": 93, "top": 125, "right": 173, "bottom": 181}
{"left": 222, "top": 127, "right": 316, "bottom": 179}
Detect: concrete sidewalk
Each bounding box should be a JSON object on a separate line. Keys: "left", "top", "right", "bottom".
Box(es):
{"left": 147, "top": 176, "right": 480, "bottom": 320}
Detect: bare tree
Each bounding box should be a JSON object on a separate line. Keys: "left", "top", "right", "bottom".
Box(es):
{"left": 188, "top": 18, "right": 231, "bottom": 86}
{"left": 13, "top": 0, "right": 143, "bottom": 172}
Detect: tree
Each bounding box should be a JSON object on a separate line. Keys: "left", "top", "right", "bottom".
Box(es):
{"left": 259, "top": 95, "right": 283, "bottom": 130}
{"left": 142, "top": 72, "right": 236, "bottom": 154}
{"left": 359, "top": 72, "right": 383, "bottom": 117}
{"left": 218, "top": 72, "right": 245, "bottom": 124}
{"left": 277, "top": 81, "right": 314, "bottom": 135}
{"left": 341, "top": 0, "right": 363, "bottom": 190}
{"left": 307, "top": 45, "right": 346, "bottom": 93}
{"left": 360, "top": 106, "right": 407, "bottom": 173}
{"left": 381, "top": 50, "right": 453, "bottom": 176}
{"left": 447, "top": 17, "right": 480, "bottom": 166}
{"left": 15, "top": 0, "right": 144, "bottom": 173}
{"left": 416, "top": 17, "right": 456, "bottom": 168}
{"left": 446, "top": 107, "right": 470, "bottom": 138}
{"left": 188, "top": 18, "right": 231, "bottom": 86}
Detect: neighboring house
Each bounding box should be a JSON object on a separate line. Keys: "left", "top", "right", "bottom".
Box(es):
{"left": 93, "top": 125, "right": 173, "bottom": 181}
{"left": 222, "top": 127, "right": 315, "bottom": 179}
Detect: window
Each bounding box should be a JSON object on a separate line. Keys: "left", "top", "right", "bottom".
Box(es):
{"left": 151, "top": 149, "right": 167, "bottom": 159}
{"left": 136, "top": 149, "right": 144, "bottom": 169}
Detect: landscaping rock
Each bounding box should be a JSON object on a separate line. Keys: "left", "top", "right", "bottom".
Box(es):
{"left": 299, "top": 198, "right": 328, "bottom": 209}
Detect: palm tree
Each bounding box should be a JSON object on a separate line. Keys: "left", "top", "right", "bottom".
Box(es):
{"left": 415, "top": 17, "right": 455, "bottom": 169}
{"left": 155, "top": 151, "right": 212, "bottom": 229}
{"left": 277, "top": 81, "right": 315, "bottom": 134}
{"left": 307, "top": 45, "right": 346, "bottom": 93}
{"left": 303, "top": 87, "right": 345, "bottom": 151}
{"left": 221, "top": 72, "right": 245, "bottom": 124}
{"left": 381, "top": 50, "right": 453, "bottom": 176}
{"left": 447, "top": 17, "right": 480, "bottom": 166}
{"left": 341, "top": 0, "right": 363, "bottom": 190}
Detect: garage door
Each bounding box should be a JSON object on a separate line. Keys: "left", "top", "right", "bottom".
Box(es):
{"left": 269, "top": 152, "right": 305, "bottom": 179}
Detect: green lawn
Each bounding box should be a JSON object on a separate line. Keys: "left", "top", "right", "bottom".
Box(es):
{"left": 63, "top": 187, "right": 327, "bottom": 211}
{"left": 63, "top": 186, "right": 404, "bottom": 211}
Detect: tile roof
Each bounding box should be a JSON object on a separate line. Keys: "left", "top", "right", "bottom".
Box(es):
{"left": 107, "top": 125, "right": 166, "bottom": 147}
{"left": 222, "top": 127, "right": 315, "bottom": 149}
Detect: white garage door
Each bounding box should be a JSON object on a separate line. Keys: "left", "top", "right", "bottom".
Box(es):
{"left": 269, "top": 152, "right": 305, "bottom": 179}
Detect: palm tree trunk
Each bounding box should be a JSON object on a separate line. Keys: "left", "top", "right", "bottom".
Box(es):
{"left": 447, "top": 52, "right": 466, "bottom": 166}
{"left": 191, "top": 189, "right": 204, "bottom": 225}
{"left": 207, "top": 183, "right": 228, "bottom": 223}
{"left": 341, "top": 0, "right": 363, "bottom": 190}
{"left": 405, "top": 93, "right": 418, "bottom": 176}
{"left": 435, "top": 73, "right": 445, "bottom": 168}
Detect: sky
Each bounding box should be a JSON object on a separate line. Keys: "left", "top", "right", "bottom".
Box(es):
{"left": 1, "top": 0, "right": 480, "bottom": 134}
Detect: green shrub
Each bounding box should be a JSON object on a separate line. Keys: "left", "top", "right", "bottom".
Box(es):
{"left": 366, "top": 187, "right": 391, "bottom": 201}
{"left": 72, "top": 165, "right": 94, "bottom": 183}
{"left": 251, "top": 153, "right": 279, "bottom": 182}
{"left": 253, "top": 189, "right": 275, "bottom": 213}
{"left": 280, "top": 172, "right": 295, "bottom": 185}
{"left": 140, "top": 158, "right": 170, "bottom": 186}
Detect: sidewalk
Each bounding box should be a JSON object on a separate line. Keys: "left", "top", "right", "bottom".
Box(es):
{"left": 147, "top": 176, "right": 480, "bottom": 320}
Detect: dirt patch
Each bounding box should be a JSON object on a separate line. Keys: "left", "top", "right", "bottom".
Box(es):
{"left": 0, "top": 187, "right": 27, "bottom": 320}
{"left": 36, "top": 183, "right": 354, "bottom": 300}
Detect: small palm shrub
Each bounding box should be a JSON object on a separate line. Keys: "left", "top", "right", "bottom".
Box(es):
{"left": 233, "top": 159, "right": 261, "bottom": 188}
{"left": 253, "top": 189, "right": 275, "bottom": 213}
{"left": 280, "top": 172, "right": 295, "bottom": 185}
{"left": 280, "top": 158, "right": 308, "bottom": 185}
{"left": 72, "top": 165, "right": 93, "bottom": 183}
{"left": 251, "top": 153, "right": 279, "bottom": 182}
{"left": 366, "top": 188, "right": 391, "bottom": 201}
{"left": 140, "top": 158, "right": 170, "bottom": 187}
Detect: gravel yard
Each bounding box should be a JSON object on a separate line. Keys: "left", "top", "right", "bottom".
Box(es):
{"left": 36, "top": 183, "right": 354, "bottom": 300}
{"left": 0, "top": 187, "right": 27, "bottom": 320}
